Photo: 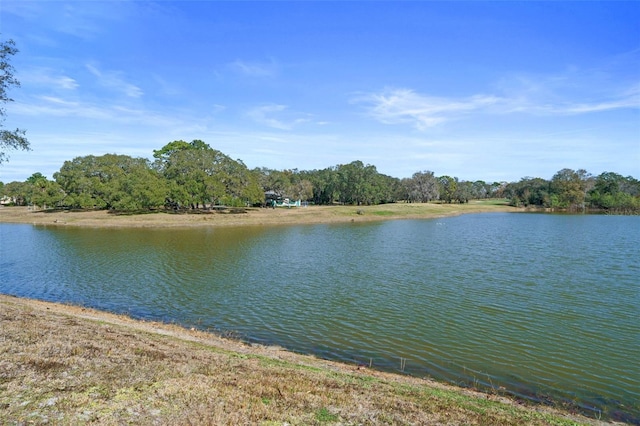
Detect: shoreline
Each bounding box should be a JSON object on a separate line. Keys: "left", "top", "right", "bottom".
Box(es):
{"left": 0, "top": 293, "right": 609, "bottom": 425}
{"left": 0, "top": 201, "right": 517, "bottom": 228}
{"left": 2, "top": 202, "right": 625, "bottom": 424}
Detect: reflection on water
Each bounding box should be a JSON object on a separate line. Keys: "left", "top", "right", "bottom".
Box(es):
{"left": 1, "top": 213, "right": 639, "bottom": 421}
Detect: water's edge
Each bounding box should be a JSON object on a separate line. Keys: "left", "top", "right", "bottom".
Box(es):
{"left": 1, "top": 214, "right": 638, "bottom": 423}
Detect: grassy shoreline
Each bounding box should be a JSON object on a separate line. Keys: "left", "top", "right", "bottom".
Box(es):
{"left": 0, "top": 200, "right": 516, "bottom": 228}
{"left": 0, "top": 203, "right": 617, "bottom": 424}
{"left": 1, "top": 294, "right": 609, "bottom": 425}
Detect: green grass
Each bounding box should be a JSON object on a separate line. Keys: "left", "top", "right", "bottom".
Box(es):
{"left": 371, "top": 210, "right": 395, "bottom": 216}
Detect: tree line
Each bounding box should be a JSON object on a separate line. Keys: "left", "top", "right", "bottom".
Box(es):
{"left": 503, "top": 169, "right": 640, "bottom": 213}
{"left": 0, "top": 140, "right": 638, "bottom": 213}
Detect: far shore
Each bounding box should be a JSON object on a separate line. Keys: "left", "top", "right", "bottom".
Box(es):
{"left": 0, "top": 200, "right": 517, "bottom": 228}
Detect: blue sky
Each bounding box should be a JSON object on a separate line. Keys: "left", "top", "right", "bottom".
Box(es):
{"left": 1, "top": 1, "right": 638, "bottom": 183}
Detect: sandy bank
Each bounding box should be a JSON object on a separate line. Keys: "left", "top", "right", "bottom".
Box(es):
{"left": 0, "top": 201, "right": 516, "bottom": 228}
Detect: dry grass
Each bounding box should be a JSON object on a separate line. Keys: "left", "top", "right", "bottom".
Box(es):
{"left": 0, "top": 201, "right": 517, "bottom": 229}
{"left": 0, "top": 295, "right": 606, "bottom": 425}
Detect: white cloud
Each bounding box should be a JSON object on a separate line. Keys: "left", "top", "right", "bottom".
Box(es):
{"left": 246, "top": 104, "right": 311, "bottom": 130}
{"left": 20, "top": 68, "right": 79, "bottom": 91}
{"left": 494, "top": 61, "right": 640, "bottom": 115}
{"left": 559, "top": 85, "right": 640, "bottom": 114}
{"left": 86, "top": 64, "right": 143, "bottom": 98}
{"left": 211, "top": 104, "right": 227, "bottom": 114}
{"left": 229, "top": 59, "right": 278, "bottom": 77}
{"left": 357, "top": 81, "right": 639, "bottom": 130}
{"left": 151, "top": 74, "right": 182, "bottom": 97}
{"left": 12, "top": 95, "right": 188, "bottom": 129}
{"left": 355, "top": 88, "right": 501, "bottom": 129}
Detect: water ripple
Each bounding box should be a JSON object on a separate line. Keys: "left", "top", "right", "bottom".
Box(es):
{"left": 1, "top": 214, "right": 638, "bottom": 422}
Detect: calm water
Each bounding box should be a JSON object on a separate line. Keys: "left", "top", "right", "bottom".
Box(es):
{"left": 1, "top": 213, "right": 638, "bottom": 421}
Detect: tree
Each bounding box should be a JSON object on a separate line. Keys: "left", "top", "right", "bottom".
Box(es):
{"left": 471, "top": 180, "right": 490, "bottom": 199}
{"left": 438, "top": 176, "right": 457, "bottom": 203}
{"left": 154, "top": 140, "right": 263, "bottom": 208}
{"left": 0, "top": 180, "right": 28, "bottom": 205}
{"left": 301, "top": 167, "right": 340, "bottom": 205}
{"left": 405, "top": 171, "right": 439, "bottom": 203}
{"left": 152, "top": 140, "right": 194, "bottom": 162}
{"left": 505, "top": 177, "right": 550, "bottom": 207}
{"left": 54, "top": 154, "right": 167, "bottom": 210}
{"left": 0, "top": 39, "right": 29, "bottom": 164}
{"left": 588, "top": 172, "right": 640, "bottom": 212}
{"left": 290, "top": 179, "right": 313, "bottom": 201}
{"left": 454, "top": 180, "right": 472, "bottom": 203}
{"left": 26, "top": 173, "right": 64, "bottom": 209}
{"left": 255, "top": 168, "right": 293, "bottom": 199}
{"left": 336, "top": 161, "right": 379, "bottom": 205}
{"left": 549, "top": 168, "right": 589, "bottom": 210}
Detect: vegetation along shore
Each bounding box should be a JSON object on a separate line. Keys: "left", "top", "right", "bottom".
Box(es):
{"left": 0, "top": 199, "right": 517, "bottom": 228}
{"left": 1, "top": 140, "right": 638, "bottom": 215}
{"left": 1, "top": 294, "right": 615, "bottom": 425}
{"left": 1, "top": 174, "right": 635, "bottom": 424}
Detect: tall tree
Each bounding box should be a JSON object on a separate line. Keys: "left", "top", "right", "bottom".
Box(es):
{"left": 0, "top": 180, "right": 28, "bottom": 205}
{"left": 588, "top": 172, "right": 640, "bottom": 212}
{"left": 549, "top": 168, "right": 589, "bottom": 210}
{"left": 405, "top": 171, "right": 439, "bottom": 203}
{"left": 454, "top": 180, "right": 472, "bottom": 203}
{"left": 336, "top": 161, "right": 377, "bottom": 205}
{"left": 505, "top": 177, "right": 550, "bottom": 207}
{"left": 155, "top": 140, "right": 262, "bottom": 208}
{"left": 25, "top": 173, "right": 64, "bottom": 209}
{"left": 438, "top": 175, "right": 457, "bottom": 203}
{"left": 0, "top": 39, "right": 29, "bottom": 164}
{"left": 301, "top": 167, "right": 340, "bottom": 205}
{"left": 54, "top": 154, "right": 166, "bottom": 210}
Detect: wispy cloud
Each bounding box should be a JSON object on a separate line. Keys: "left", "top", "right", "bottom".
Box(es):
{"left": 246, "top": 104, "right": 311, "bottom": 130}
{"left": 86, "top": 64, "right": 143, "bottom": 98}
{"left": 355, "top": 89, "right": 501, "bottom": 129}
{"left": 229, "top": 59, "right": 278, "bottom": 77}
{"left": 356, "top": 82, "right": 639, "bottom": 130}
{"left": 558, "top": 84, "right": 640, "bottom": 114}
{"left": 13, "top": 95, "right": 184, "bottom": 128}
{"left": 21, "top": 68, "right": 79, "bottom": 91}
{"left": 151, "top": 74, "right": 182, "bottom": 97}
{"left": 4, "top": 0, "right": 133, "bottom": 40}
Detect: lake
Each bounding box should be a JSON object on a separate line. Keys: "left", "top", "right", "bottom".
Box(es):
{"left": 1, "top": 212, "right": 638, "bottom": 422}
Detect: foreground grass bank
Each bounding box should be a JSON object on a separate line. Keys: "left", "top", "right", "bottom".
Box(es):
{"left": 1, "top": 295, "right": 607, "bottom": 425}
{"left": 0, "top": 200, "right": 516, "bottom": 228}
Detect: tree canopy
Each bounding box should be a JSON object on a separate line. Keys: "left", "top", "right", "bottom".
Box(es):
{"left": 1, "top": 139, "right": 637, "bottom": 214}
{"left": 0, "top": 38, "right": 29, "bottom": 165}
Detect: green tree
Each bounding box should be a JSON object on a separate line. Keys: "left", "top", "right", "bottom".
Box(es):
{"left": 155, "top": 140, "right": 262, "bottom": 208}
{"left": 26, "top": 173, "right": 64, "bottom": 209}
{"left": 454, "top": 180, "right": 472, "bottom": 203}
{"left": 301, "top": 167, "right": 340, "bottom": 205}
{"left": 335, "top": 161, "right": 389, "bottom": 205}
{"left": 405, "top": 171, "right": 439, "bottom": 203}
{"left": 0, "top": 39, "right": 29, "bottom": 164}
{"left": 470, "top": 180, "right": 491, "bottom": 199}
{"left": 505, "top": 177, "right": 550, "bottom": 207}
{"left": 254, "top": 168, "right": 293, "bottom": 199}
{"left": 588, "top": 172, "right": 640, "bottom": 212}
{"left": 55, "top": 154, "right": 166, "bottom": 210}
{"left": 549, "top": 168, "right": 589, "bottom": 210}
{"left": 152, "top": 140, "right": 194, "bottom": 162}
{"left": 0, "top": 180, "right": 28, "bottom": 205}
{"left": 438, "top": 176, "right": 457, "bottom": 203}
{"left": 290, "top": 179, "right": 313, "bottom": 202}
